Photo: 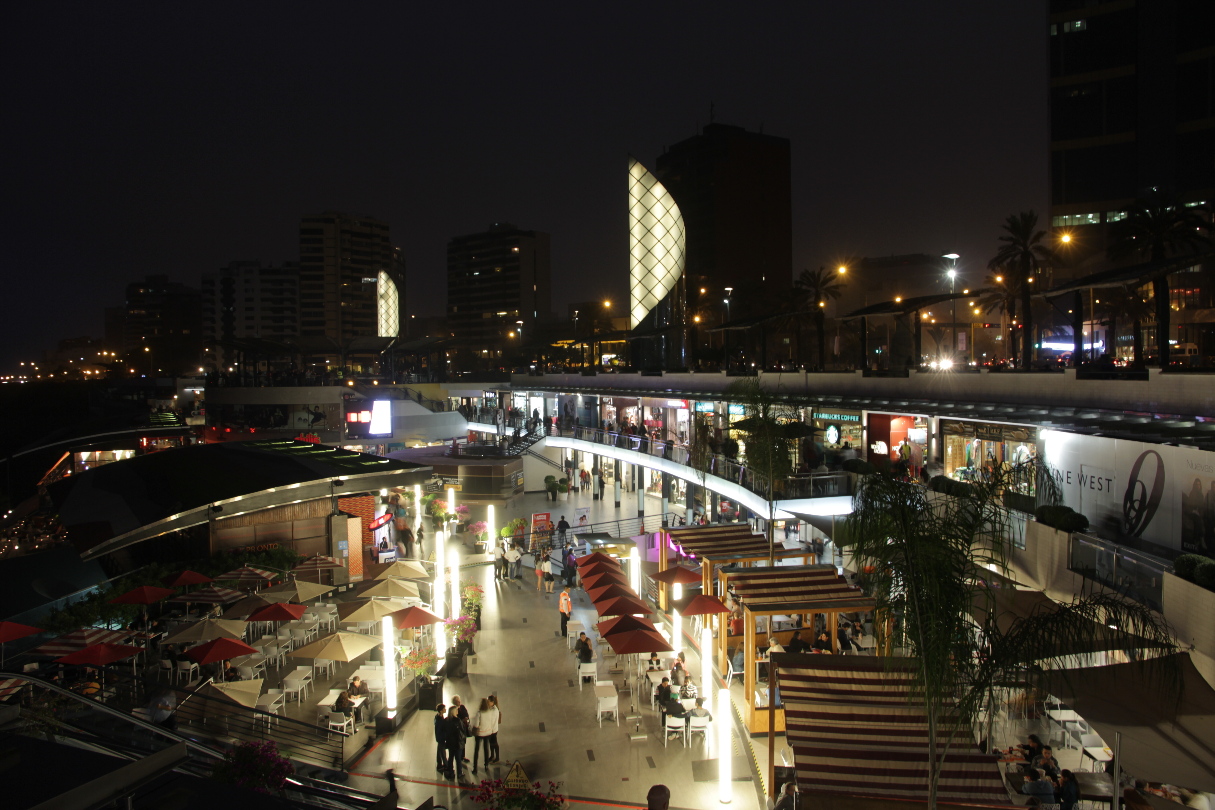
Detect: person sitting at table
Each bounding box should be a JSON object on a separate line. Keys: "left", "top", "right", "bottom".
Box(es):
{"left": 671, "top": 659, "right": 686, "bottom": 687}
{"left": 218, "top": 660, "right": 241, "bottom": 681}
{"left": 333, "top": 690, "right": 356, "bottom": 717}
{"left": 654, "top": 677, "right": 673, "bottom": 708}
{"left": 679, "top": 674, "right": 698, "bottom": 700}
{"left": 1018, "top": 734, "right": 1045, "bottom": 764}
{"left": 836, "top": 624, "right": 855, "bottom": 654}
{"left": 785, "top": 630, "right": 808, "bottom": 654}
{"left": 812, "top": 632, "right": 832, "bottom": 652}
{"left": 1057, "top": 769, "right": 1079, "bottom": 810}
{"left": 349, "top": 675, "right": 371, "bottom": 698}
{"left": 767, "top": 636, "right": 785, "bottom": 655}
{"left": 646, "top": 651, "right": 662, "bottom": 671}
{"left": 1032, "top": 746, "right": 1061, "bottom": 779}
{"left": 688, "top": 696, "right": 712, "bottom": 722}
{"left": 575, "top": 633, "right": 594, "bottom": 670}
{"left": 660, "top": 693, "right": 689, "bottom": 738}
{"left": 1021, "top": 769, "right": 1057, "bottom": 801}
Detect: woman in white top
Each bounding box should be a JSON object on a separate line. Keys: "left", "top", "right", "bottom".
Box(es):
{"left": 541, "top": 558, "right": 555, "bottom": 594}
{"left": 471, "top": 696, "right": 499, "bottom": 772}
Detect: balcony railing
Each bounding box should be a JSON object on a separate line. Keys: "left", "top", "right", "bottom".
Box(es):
{"left": 1068, "top": 532, "right": 1172, "bottom": 611}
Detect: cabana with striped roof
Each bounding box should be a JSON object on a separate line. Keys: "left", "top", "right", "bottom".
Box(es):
{"left": 719, "top": 564, "right": 877, "bottom": 734}
{"left": 663, "top": 523, "right": 815, "bottom": 610}
{"left": 775, "top": 654, "right": 1011, "bottom": 806}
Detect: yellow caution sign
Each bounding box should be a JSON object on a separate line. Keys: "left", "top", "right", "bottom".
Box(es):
{"left": 503, "top": 760, "right": 531, "bottom": 790}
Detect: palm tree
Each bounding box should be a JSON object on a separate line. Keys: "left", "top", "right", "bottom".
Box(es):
{"left": 1107, "top": 191, "right": 1212, "bottom": 369}
{"left": 978, "top": 270, "right": 1021, "bottom": 360}
{"left": 989, "top": 212, "right": 1055, "bottom": 369}
{"left": 1101, "top": 283, "right": 1153, "bottom": 366}
{"left": 844, "top": 468, "right": 1176, "bottom": 809}
{"left": 793, "top": 267, "right": 845, "bottom": 370}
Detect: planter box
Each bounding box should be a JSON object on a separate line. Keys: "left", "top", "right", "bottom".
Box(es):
{"left": 1003, "top": 489, "right": 1036, "bottom": 515}
{"left": 417, "top": 675, "right": 444, "bottom": 708}
{"left": 445, "top": 650, "right": 467, "bottom": 679}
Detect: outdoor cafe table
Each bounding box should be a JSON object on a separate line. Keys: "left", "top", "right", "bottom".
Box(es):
{"left": 1073, "top": 771, "right": 1114, "bottom": 803}
{"left": 318, "top": 689, "right": 367, "bottom": 723}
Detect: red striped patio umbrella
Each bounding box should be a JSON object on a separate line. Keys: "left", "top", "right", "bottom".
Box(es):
{"left": 31, "top": 628, "right": 130, "bottom": 658}
{"left": 393, "top": 606, "right": 443, "bottom": 629}
{"left": 185, "top": 637, "right": 258, "bottom": 665}
{"left": 215, "top": 565, "right": 277, "bottom": 588}
{"left": 55, "top": 642, "right": 144, "bottom": 667}
{"left": 580, "top": 569, "right": 629, "bottom": 591}
{"left": 597, "top": 615, "right": 657, "bottom": 637}
{"left": 110, "top": 585, "right": 176, "bottom": 606}
{"left": 649, "top": 566, "right": 702, "bottom": 586}
{"left": 168, "top": 585, "right": 244, "bottom": 606}
{"left": 162, "top": 570, "right": 213, "bottom": 588}
{"left": 0, "top": 621, "right": 41, "bottom": 667}
{"left": 575, "top": 552, "right": 619, "bottom": 569}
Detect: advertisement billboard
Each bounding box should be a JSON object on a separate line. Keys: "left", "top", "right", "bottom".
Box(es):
{"left": 1040, "top": 429, "right": 1215, "bottom": 554}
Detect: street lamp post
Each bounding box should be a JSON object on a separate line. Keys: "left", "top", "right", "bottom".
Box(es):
{"left": 573, "top": 310, "right": 580, "bottom": 368}
{"left": 943, "top": 254, "right": 960, "bottom": 360}
{"left": 723, "top": 287, "right": 733, "bottom": 371}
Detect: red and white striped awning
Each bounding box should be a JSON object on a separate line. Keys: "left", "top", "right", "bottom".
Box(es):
{"left": 776, "top": 654, "right": 1011, "bottom": 804}
{"left": 668, "top": 525, "right": 803, "bottom": 560}
{"left": 30, "top": 627, "right": 131, "bottom": 658}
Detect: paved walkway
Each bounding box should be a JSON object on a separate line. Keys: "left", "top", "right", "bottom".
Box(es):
{"left": 343, "top": 530, "right": 762, "bottom": 810}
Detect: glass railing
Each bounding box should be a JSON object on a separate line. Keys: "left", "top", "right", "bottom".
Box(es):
{"left": 1068, "top": 533, "right": 1172, "bottom": 611}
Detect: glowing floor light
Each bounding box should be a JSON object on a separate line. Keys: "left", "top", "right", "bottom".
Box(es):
{"left": 487, "top": 504, "right": 495, "bottom": 548}
{"left": 629, "top": 547, "right": 640, "bottom": 594}
{"left": 718, "top": 686, "right": 732, "bottom": 802}
{"left": 447, "top": 487, "right": 456, "bottom": 524}
{"left": 434, "top": 530, "right": 447, "bottom": 657}
{"left": 450, "top": 548, "right": 461, "bottom": 618}
{"left": 381, "top": 616, "right": 397, "bottom": 718}
{"left": 413, "top": 484, "right": 421, "bottom": 524}
{"left": 672, "top": 582, "right": 683, "bottom": 650}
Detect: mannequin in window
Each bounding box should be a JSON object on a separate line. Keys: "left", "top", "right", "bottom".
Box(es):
{"left": 1012, "top": 443, "right": 1030, "bottom": 465}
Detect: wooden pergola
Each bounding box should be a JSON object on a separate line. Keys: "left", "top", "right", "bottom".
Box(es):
{"left": 662, "top": 524, "right": 816, "bottom": 609}
{"left": 718, "top": 564, "right": 878, "bottom": 735}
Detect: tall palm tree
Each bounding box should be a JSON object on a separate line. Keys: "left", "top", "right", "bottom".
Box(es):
{"left": 794, "top": 267, "right": 845, "bottom": 370}
{"left": 978, "top": 270, "right": 1022, "bottom": 360}
{"left": 989, "top": 211, "right": 1055, "bottom": 369}
{"left": 1107, "top": 191, "right": 1212, "bottom": 369}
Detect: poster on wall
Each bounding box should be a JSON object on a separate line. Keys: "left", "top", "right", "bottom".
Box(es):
{"left": 1040, "top": 429, "right": 1215, "bottom": 554}
{"left": 574, "top": 507, "right": 591, "bottom": 528}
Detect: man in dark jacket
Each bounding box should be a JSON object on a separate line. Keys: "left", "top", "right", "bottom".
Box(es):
{"left": 434, "top": 704, "right": 449, "bottom": 773}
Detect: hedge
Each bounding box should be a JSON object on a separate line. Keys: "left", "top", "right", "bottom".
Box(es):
{"left": 1195, "top": 560, "right": 1215, "bottom": 591}
{"left": 928, "top": 475, "right": 976, "bottom": 500}
{"left": 1173, "top": 553, "right": 1210, "bottom": 582}
{"left": 1034, "top": 504, "right": 1089, "bottom": 533}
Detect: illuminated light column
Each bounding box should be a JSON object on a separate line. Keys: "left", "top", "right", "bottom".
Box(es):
{"left": 700, "top": 624, "right": 713, "bottom": 688}
{"left": 382, "top": 616, "right": 397, "bottom": 717}
{"left": 629, "top": 547, "right": 640, "bottom": 595}
{"left": 413, "top": 485, "right": 422, "bottom": 525}
{"left": 718, "top": 686, "right": 733, "bottom": 803}
{"left": 447, "top": 487, "right": 456, "bottom": 535}
{"left": 434, "top": 531, "right": 447, "bottom": 657}
{"left": 487, "top": 504, "right": 496, "bottom": 549}
{"left": 672, "top": 582, "right": 683, "bottom": 649}
{"left": 450, "top": 548, "right": 461, "bottom": 619}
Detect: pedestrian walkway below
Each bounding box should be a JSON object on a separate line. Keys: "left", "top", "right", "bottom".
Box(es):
{"left": 345, "top": 533, "right": 763, "bottom": 810}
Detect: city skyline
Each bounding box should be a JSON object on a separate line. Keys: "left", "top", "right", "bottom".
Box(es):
{"left": 2, "top": 3, "right": 1047, "bottom": 370}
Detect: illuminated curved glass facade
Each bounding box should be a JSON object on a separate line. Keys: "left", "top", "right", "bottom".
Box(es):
{"left": 376, "top": 269, "right": 399, "bottom": 337}
{"left": 629, "top": 158, "right": 685, "bottom": 329}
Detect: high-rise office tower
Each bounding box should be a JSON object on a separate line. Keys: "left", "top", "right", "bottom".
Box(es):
{"left": 631, "top": 123, "right": 793, "bottom": 368}
{"left": 447, "top": 223, "right": 552, "bottom": 356}
{"left": 1049, "top": 2, "right": 1214, "bottom": 249}
{"left": 122, "top": 275, "right": 202, "bottom": 375}
{"left": 201, "top": 261, "right": 300, "bottom": 370}
{"left": 298, "top": 212, "right": 404, "bottom": 347}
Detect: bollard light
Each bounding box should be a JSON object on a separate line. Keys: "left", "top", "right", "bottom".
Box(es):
{"left": 718, "top": 686, "right": 732, "bottom": 803}
{"left": 450, "top": 548, "right": 461, "bottom": 619}
{"left": 435, "top": 531, "right": 447, "bottom": 657}
{"left": 673, "top": 609, "right": 682, "bottom": 652}
{"left": 629, "top": 547, "right": 640, "bottom": 595}
{"left": 382, "top": 616, "right": 397, "bottom": 717}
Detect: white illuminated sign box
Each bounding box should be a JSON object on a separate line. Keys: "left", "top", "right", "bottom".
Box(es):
{"left": 368, "top": 400, "right": 393, "bottom": 437}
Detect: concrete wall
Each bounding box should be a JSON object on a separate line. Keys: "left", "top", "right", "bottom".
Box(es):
{"left": 1008, "top": 521, "right": 1088, "bottom": 601}
{"left": 1163, "top": 572, "right": 1215, "bottom": 685}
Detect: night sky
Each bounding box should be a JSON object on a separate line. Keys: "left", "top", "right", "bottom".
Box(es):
{"left": 2, "top": 2, "right": 1047, "bottom": 372}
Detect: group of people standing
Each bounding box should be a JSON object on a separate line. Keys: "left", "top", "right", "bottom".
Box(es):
{"left": 434, "top": 693, "right": 503, "bottom": 782}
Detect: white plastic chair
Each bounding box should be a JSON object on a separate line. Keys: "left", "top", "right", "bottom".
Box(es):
{"left": 158, "top": 659, "right": 174, "bottom": 682}
{"left": 176, "top": 660, "right": 199, "bottom": 683}
{"left": 687, "top": 714, "right": 711, "bottom": 745}
{"left": 327, "top": 711, "right": 354, "bottom": 736}
{"left": 236, "top": 666, "right": 255, "bottom": 680}
{"left": 314, "top": 658, "right": 335, "bottom": 679}
{"left": 663, "top": 715, "right": 687, "bottom": 747}
{"left": 578, "top": 663, "right": 596, "bottom": 689}
{"left": 283, "top": 677, "right": 304, "bottom": 703}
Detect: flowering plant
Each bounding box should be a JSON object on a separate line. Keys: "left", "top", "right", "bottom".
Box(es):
{"left": 468, "top": 521, "right": 489, "bottom": 541}
{"left": 470, "top": 778, "right": 565, "bottom": 809}
{"left": 428, "top": 498, "right": 449, "bottom": 519}
{"left": 211, "top": 740, "right": 295, "bottom": 794}
{"left": 403, "top": 647, "right": 439, "bottom": 678}
{"left": 461, "top": 581, "right": 485, "bottom": 614}
{"left": 445, "top": 615, "right": 478, "bottom": 644}
{"left": 455, "top": 504, "right": 471, "bottom": 523}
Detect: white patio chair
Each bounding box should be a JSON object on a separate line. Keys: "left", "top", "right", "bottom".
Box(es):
{"left": 687, "top": 714, "right": 711, "bottom": 745}
{"left": 176, "top": 660, "right": 199, "bottom": 683}
{"left": 283, "top": 677, "right": 305, "bottom": 703}
{"left": 578, "top": 663, "right": 596, "bottom": 689}
{"left": 327, "top": 711, "right": 354, "bottom": 736}
{"left": 663, "top": 715, "right": 687, "bottom": 747}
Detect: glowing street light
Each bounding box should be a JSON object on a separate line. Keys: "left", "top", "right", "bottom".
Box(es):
{"left": 450, "top": 547, "right": 461, "bottom": 619}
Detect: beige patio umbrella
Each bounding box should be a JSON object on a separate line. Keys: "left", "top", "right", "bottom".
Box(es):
{"left": 162, "top": 617, "right": 248, "bottom": 646}
{"left": 262, "top": 580, "right": 335, "bottom": 602}
{"left": 375, "top": 560, "right": 430, "bottom": 581}
{"left": 354, "top": 578, "right": 421, "bottom": 600}
{"left": 337, "top": 598, "right": 410, "bottom": 624}
{"left": 289, "top": 631, "right": 381, "bottom": 663}
{"left": 221, "top": 594, "right": 274, "bottom": 619}
{"left": 198, "top": 678, "right": 265, "bottom": 725}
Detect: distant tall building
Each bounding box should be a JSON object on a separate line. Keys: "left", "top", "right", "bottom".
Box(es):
{"left": 122, "top": 275, "right": 202, "bottom": 374}
{"left": 1049, "top": 1, "right": 1214, "bottom": 249}
{"left": 298, "top": 212, "right": 403, "bottom": 348}
{"left": 201, "top": 261, "right": 300, "bottom": 370}
{"left": 447, "top": 223, "right": 552, "bottom": 353}
{"left": 631, "top": 122, "right": 793, "bottom": 368}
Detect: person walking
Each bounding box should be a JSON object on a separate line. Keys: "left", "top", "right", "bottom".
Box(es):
{"left": 471, "top": 697, "right": 498, "bottom": 773}
{"left": 505, "top": 543, "right": 522, "bottom": 580}
{"left": 434, "top": 704, "right": 449, "bottom": 774}
{"left": 535, "top": 553, "right": 547, "bottom": 592}
{"left": 487, "top": 694, "right": 502, "bottom": 764}
{"left": 558, "top": 585, "right": 572, "bottom": 637}
{"left": 556, "top": 515, "right": 570, "bottom": 545}
{"left": 563, "top": 547, "right": 577, "bottom": 588}
{"left": 595, "top": 467, "right": 605, "bottom": 500}
{"left": 493, "top": 541, "right": 506, "bottom": 581}
{"left": 415, "top": 525, "right": 425, "bottom": 559}
{"left": 542, "top": 557, "right": 555, "bottom": 594}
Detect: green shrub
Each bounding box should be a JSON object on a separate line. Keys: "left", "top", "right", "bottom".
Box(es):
{"left": 842, "top": 458, "right": 876, "bottom": 475}
{"left": 1194, "top": 560, "right": 1215, "bottom": 591}
{"left": 928, "top": 475, "right": 952, "bottom": 494}
{"left": 1173, "top": 553, "right": 1210, "bottom": 582}
{"left": 1034, "top": 505, "right": 1089, "bottom": 533}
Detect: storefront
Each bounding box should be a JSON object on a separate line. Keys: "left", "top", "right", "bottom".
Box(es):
{"left": 812, "top": 408, "right": 864, "bottom": 464}
{"left": 641, "top": 398, "right": 691, "bottom": 443}
{"left": 600, "top": 397, "right": 640, "bottom": 431}
{"left": 865, "top": 412, "right": 929, "bottom": 476}
{"left": 941, "top": 419, "right": 1038, "bottom": 486}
